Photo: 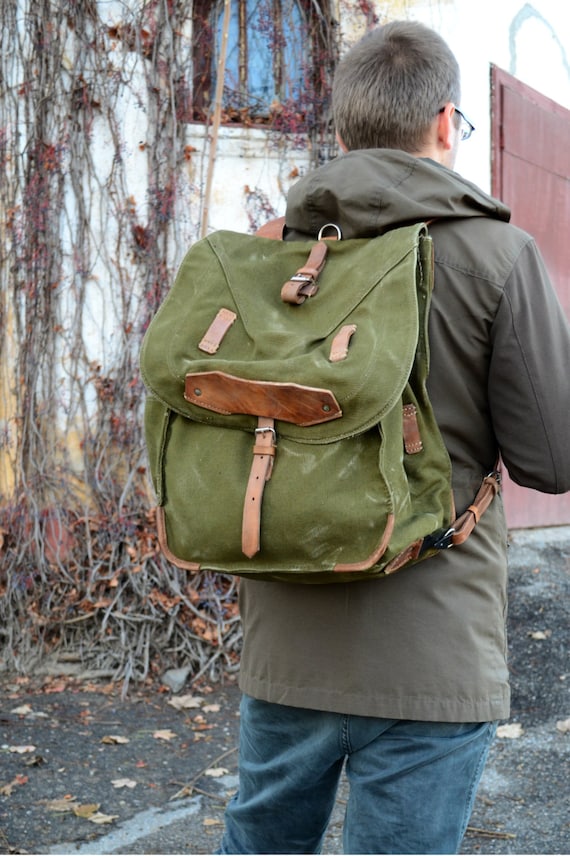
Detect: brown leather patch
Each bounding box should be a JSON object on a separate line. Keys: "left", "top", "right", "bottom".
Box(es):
{"left": 185, "top": 371, "right": 342, "bottom": 426}
{"left": 403, "top": 403, "right": 423, "bottom": 454}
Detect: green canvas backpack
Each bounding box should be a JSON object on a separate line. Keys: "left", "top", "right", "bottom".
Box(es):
{"left": 140, "top": 222, "right": 500, "bottom": 583}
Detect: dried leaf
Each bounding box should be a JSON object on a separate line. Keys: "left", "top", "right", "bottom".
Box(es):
{"left": 101, "top": 734, "right": 130, "bottom": 744}
{"left": 153, "top": 729, "right": 177, "bottom": 741}
{"left": 73, "top": 803, "right": 100, "bottom": 818}
{"left": 44, "top": 797, "right": 78, "bottom": 813}
{"left": 556, "top": 718, "right": 570, "bottom": 734}
{"left": 497, "top": 722, "right": 524, "bottom": 739}
{"left": 11, "top": 704, "right": 33, "bottom": 715}
{"left": 112, "top": 778, "right": 137, "bottom": 789}
{"left": 203, "top": 817, "right": 224, "bottom": 827}
{"left": 0, "top": 775, "right": 28, "bottom": 796}
{"left": 203, "top": 703, "right": 221, "bottom": 713}
{"left": 87, "top": 811, "right": 119, "bottom": 824}
{"left": 24, "top": 755, "right": 46, "bottom": 767}
{"left": 204, "top": 767, "right": 229, "bottom": 778}
{"left": 167, "top": 694, "right": 204, "bottom": 710}
{"left": 528, "top": 630, "right": 551, "bottom": 640}
{"left": 9, "top": 745, "right": 36, "bottom": 754}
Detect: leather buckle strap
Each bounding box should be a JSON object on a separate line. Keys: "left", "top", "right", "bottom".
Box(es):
{"left": 449, "top": 468, "right": 501, "bottom": 546}
{"left": 281, "top": 240, "right": 329, "bottom": 304}
{"left": 385, "top": 467, "right": 502, "bottom": 575}
{"left": 242, "top": 417, "right": 277, "bottom": 558}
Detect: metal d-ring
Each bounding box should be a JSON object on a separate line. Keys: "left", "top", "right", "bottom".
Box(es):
{"left": 317, "top": 223, "right": 342, "bottom": 241}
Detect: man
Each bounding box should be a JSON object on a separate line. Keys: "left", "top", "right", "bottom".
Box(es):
{"left": 218, "top": 20, "right": 570, "bottom": 855}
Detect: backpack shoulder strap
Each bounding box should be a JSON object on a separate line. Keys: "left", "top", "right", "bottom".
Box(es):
{"left": 255, "top": 216, "right": 286, "bottom": 240}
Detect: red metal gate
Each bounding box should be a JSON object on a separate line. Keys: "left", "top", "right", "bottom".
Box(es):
{"left": 491, "top": 66, "right": 570, "bottom": 528}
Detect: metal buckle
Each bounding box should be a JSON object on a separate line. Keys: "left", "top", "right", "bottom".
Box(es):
{"left": 420, "top": 526, "right": 456, "bottom": 554}
{"left": 432, "top": 527, "right": 456, "bottom": 550}
{"left": 255, "top": 426, "right": 277, "bottom": 443}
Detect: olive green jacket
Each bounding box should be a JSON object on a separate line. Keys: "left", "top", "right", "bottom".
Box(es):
{"left": 238, "top": 149, "right": 570, "bottom": 722}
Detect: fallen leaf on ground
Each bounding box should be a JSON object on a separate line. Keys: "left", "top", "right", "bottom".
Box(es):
{"left": 11, "top": 704, "right": 33, "bottom": 715}
{"left": 101, "top": 735, "right": 130, "bottom": 744}
{"left": 167, "top": 694, "right": 204, "bottom": 710}
{"left": 203, "top": 703, "right": 221, "bottom": 713}
{"left": 24, "top": 755, "right": 46, "bottom": 767}
{"left": 43, "top": 680, "right": 68, "bottom": 694}
{"left": 528, "top": 630, "right": 551, "bottom": 640}
{"left": 556, "top": 718, "right": 570, "bottom": 733}
{"left": 8, "top": 745, "right": 36, "bottom": 754}
{"left": 88, "top": 811, "right": 119, "bottom": 824}
{"left": 73, "top": 803, "right": 100, "bottom": 818}
{"left": 203, "top": 818, "right": 224, "bottom": 826}
{"left": 497, "top": 722, "right": 524, "bottom": 739}
{"left": 153, "top": 729, "right": 177, "bottom": 741}
{"left": 204, "top": 767, "right": 229, "bottom": 777}
{"left": 0, "top": 775, "right": 28, "bottom": 796}
{"left": 43, "top": 797, "right": 79, "bottom": 813}
{"left": 112, "top": 778, "right": 137, "bottom": 789}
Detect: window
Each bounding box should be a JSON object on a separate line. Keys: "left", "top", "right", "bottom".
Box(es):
{"left": 192, "top": 0, "right": 334, "bottom": 128}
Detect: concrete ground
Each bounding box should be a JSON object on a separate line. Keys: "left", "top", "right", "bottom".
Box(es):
{"left": 1, "top": 526, "right": 569, "bottom": 855}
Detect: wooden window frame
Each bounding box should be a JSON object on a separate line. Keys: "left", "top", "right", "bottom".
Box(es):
{"left": 191, "top": 0, "right": 333, "bottom": 127}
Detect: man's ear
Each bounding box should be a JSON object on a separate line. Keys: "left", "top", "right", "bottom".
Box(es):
{"left": 336, "top": 131, "right": 349, "bottom": 153}
{"left": 437, "top": 103, "right": 457, "bottom": 152}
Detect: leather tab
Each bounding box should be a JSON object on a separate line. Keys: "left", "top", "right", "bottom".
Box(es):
{"left": 242, "top": 417, "right": 276, "bottom": 558}
{"left": 383, "top": 539, "right": 423, "bottom": 575}
{"left": 403, "top": 403, "right": 423, "bottom": 454}
{"left": 329, "top": 324, "right": 357, "bottom": 362}
{"left": 185, "top": 371, "right": 342, "bottom": 426}
{"left": 198, "top": 308, "right": 237, "bottom": 354}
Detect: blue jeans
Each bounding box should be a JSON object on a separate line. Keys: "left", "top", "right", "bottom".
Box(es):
{"left": 219, "top": 695, "right": 496, "bottom": 854}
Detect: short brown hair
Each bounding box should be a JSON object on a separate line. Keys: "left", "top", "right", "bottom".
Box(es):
{"left": 332, "top": 21, "right": 461, "bottom": 152}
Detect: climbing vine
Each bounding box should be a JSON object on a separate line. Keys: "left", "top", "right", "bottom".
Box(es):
{"left": 0, "top": 0, "right": 371, "bottom": 690}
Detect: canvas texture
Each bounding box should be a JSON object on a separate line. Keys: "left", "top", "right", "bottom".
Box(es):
{"left": 140, "top": 223, "right": 455, "bottom": 582}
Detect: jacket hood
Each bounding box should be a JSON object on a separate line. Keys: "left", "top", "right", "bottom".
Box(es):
{"left": 285, "top": 149, "right": 510, "bottom": 239}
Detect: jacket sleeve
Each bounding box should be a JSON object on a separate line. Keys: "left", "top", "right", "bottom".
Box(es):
{"left": 488, "top": 239, "right": 570, "bottom": 493}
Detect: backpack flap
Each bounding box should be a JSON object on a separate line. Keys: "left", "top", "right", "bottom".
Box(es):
{"left": 140, "top": 223, "right": 456, "bottom": 582}
{"left": 142, "top": 227, "right": 423, "bottom": 440}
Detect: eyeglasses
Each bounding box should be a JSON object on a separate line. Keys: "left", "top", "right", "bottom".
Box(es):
{"left": 439, "top": 104, "right": 475, "bottom": 141}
